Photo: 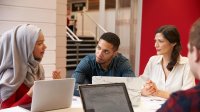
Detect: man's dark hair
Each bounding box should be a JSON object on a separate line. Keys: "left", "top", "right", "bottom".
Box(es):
{"left": 99, "top": 32, "right": 120, "bottom": 51}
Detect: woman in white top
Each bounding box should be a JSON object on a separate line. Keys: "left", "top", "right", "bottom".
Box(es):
{"left": 141, "top": 25, "right": 195, "bottom": 99}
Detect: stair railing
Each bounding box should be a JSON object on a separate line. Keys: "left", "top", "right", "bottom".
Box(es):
{"left": 81, "top": 9, "right": 107, "bottom": 41}
{"left": 66, "top": 26, "right": 83, "bottom": 70}
{"left": 66, "top": 26, "right": 82, "bottom": 42}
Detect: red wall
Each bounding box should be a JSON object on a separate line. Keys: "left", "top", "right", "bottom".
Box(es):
{"left": 140, "top": 0, "right": 200, "bottom": 74}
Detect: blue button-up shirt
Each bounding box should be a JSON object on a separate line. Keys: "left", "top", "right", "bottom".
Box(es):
{"left": 72, "top": 53, "right": 135, "bottom": 96}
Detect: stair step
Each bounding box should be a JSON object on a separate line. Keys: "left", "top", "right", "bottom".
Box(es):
{"left": 67, "top": 53, "right": 94, "bottom": 56}
{"left": 67, "top": 51, "right": 95, "bottom": 54}
{"left": 67, "top": 44, "right": 96, "bottom": 47}
{"left": 66, "top": 66, "right": 77, "bottom": 71}
{"left": 67, "top": 40, "right": 96, "bottom": 43}
{"left": 66, "top": 36, "right": 96, "bottom": 71}
{"left": 67, "top": 49, "right": 95, "bottom": 51}
{"left": 67, "top": 40, "right": 96, "bottom": 42}
{"left": 78, "top": 36, "right": 96, "bottom": 40}
{"left": 67, "top": 58, "right": 81, "bottom": 62}
{"left": 67, "top": 36, "right": 95, "bottom": 40}
{"left": 67, "top": 45, "right": 96, "bottom": 49}
{"left": 67, "top": 49, "right": 95, "bottom": 52}
{"left": 66, "top": 64, "right": 77, "bottom": 68}
{"left": 66, "top": 53, "right": 94, "bottom": 59}
{"left": 67, "top": 46, "right": 96, "bottom": 50}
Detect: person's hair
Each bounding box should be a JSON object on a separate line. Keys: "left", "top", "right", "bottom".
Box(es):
{"left": 99, "top": 32, "right": 120, "bottom": 51}
{"left": 156, "top": 25, "right": 181, "bottom": 71}
{"left": 189, "top": 18, "right": 200, "bottom": 52}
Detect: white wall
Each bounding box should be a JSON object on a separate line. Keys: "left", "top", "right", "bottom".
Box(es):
{"left": 76, "top": 9, "right": 115, "bottom": 38}
{"left": 115, "top": 8, "right": 131, "bottom": 59}
{"left": 0, "top": 0, "right": 67, "bottom": 78}
{"left": 76, "top": 9, "right": 131, "bottom": 59}
{"left": 56, "top": 0, "right": 67, "bottom": 78}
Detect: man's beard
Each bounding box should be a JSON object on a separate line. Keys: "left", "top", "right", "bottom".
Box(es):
{"left": 96, "top": 58, "right": 104, "bottom": 64}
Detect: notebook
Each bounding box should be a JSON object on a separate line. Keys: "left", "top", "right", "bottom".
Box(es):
{"left": 79, "top": 83, "right": 134, "bottom": 112}
{"left": 92, "top": 76, "right": 143, "bottom": 106}
{"left": 31, "top": 78, "right": 75, "bottom": 112}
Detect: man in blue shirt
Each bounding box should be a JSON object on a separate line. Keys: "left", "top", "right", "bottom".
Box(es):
{"left": 72, "top": 32, "right": 135, "bottom": 96}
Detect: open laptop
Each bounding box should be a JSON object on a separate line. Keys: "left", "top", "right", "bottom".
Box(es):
{"left": 92, "top": 76, "right": 143, "bottom": 106}
{"left": 31, "top": 78, "right": 75, "bottom": 112}
{"left": 79, "top": 83, "right": 134, "bottom": 112}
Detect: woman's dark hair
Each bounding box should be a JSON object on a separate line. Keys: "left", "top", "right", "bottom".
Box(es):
{"left": 99, "top": 32, "right": 120, "bottom": 51}
{"left": 156, "top": 25, "right": 182, "bottom": 71}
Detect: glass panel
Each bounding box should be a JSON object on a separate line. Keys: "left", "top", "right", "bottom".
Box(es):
{"left": 115, "top": 0, "right": 131, "bottom": 59}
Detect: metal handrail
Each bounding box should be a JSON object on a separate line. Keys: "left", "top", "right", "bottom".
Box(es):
{"left": 66, "top": 32, "right": 75, "bottom": 41}
{"left": 66, "top": 26, "right": 82, "bottom": 42}
{"left": 66, "top": 26, "right": 82, "bottom": 68}
{"left": 81, "top": 10, "right": 107, "bottom": 33}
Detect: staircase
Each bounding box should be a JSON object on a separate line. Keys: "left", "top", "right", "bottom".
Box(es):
{"left": 66, "top": 36, "right": 97, "bottom": 71}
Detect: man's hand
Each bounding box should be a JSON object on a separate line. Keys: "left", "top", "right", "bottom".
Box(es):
{"left": 52, "top": 70, "right": 61, "bottom": 79}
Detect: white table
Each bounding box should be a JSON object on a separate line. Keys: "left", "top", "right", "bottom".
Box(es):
{"left": 0, "top": 96, "right": 166, "bottom": 112}
{"left": 46, "top": 96, "right": 166, "bottom": 112}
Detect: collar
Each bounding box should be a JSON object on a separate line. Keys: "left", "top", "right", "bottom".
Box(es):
{"left": 155, "top": 55, "right": 188, "bottom": 65}
{"left": 97, "top": 57, "right": 115, "bottom": 71}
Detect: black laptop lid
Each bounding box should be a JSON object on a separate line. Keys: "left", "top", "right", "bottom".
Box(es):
{"left": 79, "top": 83, "right": 134, "bottom": 112}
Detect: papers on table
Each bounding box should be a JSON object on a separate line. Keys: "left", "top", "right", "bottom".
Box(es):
{"left": 0, "top": 106, "right": 30, "bottom": 112}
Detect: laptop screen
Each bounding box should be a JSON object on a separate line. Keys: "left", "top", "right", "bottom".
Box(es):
{"left": 79, "top": 83, "right": 134, "bottom": 112}
{"left": 92, "top": 76, "right": 143, "bottom": 106}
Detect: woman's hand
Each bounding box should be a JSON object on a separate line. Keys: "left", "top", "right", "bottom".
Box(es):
{"left": 27, "top": 86, "right": 33, "bottom": 97}
{"left": 152, "top": 88, "right": 170, "bottom": 99}
{"left": 52, "top": 70, "right": 61, "bottom": 79}
{"left": 141, "top": 80, "right": 157, "bottom": 96}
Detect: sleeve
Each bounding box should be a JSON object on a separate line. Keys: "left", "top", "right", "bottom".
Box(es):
{"left": 119, "top": 59, "right": 135, "bottom": 77}
{"left": 140, "top": 57, "right": 153, "bottom": 80}
{"left": 1, "top": 84, "right": 31, "bottom": 109}
{"left": 157, "top": 92, "right": 188, "bottom": 112}
{"left": 71, "top": 56, "right": 92, "bottom": 96}
{"left": 139, "top": 56, "right": 155, "bottom": 88}
{"left": 157, "top": 95, "right": 176, "bottom": 112}
{"left": 11, "top": 94, "right": 32, "bottom": 107}
{"left": 181, "top": 63, "right": 195, "bottom": 90}
{"left": 72, "top": 56, "right": 92, "bottom": 84}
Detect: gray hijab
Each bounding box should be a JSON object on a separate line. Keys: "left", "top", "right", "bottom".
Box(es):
{"left": 0, "top": 24, "right": 45, "bottom": 102}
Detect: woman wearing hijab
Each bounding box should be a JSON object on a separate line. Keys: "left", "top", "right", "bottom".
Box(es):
{"left": 0, "top": 24, "right": 60, "bottom": 109}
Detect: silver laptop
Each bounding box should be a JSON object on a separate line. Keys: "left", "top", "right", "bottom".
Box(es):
{"left": 31, "top": 78, "right": 75, "bottom": 112}
{"left": 92, "top": 76, "right": 143, "bottom": 106}
{"left": 79, "top": 83, "right": 134, "bottom": 112}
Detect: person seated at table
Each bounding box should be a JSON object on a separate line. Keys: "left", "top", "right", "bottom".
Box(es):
{"left": 141, "top": 25, "right": 195, "bottom": 99}
{"left": 157, "top": 18, "right": 200, "bottom": 112}
{"left": 53, "top": 32, "right": 135, "bottom": 96}
{"left": 0, "top": 24, "right": 60, "bottom": 109}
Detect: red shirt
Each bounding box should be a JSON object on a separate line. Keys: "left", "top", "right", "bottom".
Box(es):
{"left": 67, "top": 17, "right": 70, "bottom": 26}
{"left": 1, "top": 83, "right": 32, "bottom": 109}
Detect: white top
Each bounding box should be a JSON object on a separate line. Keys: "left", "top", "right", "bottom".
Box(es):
{"left": 142, "top": 55, "right": 195, "bottom": 93}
